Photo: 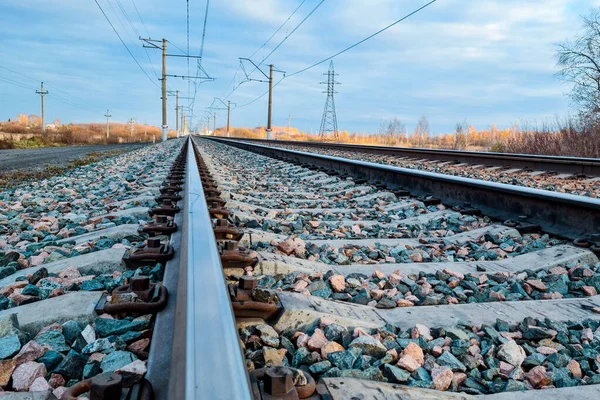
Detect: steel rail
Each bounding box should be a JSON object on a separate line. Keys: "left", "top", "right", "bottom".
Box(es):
{"left": 228, "top": 137, "right": 600, "bottom": 176}
{"left": 210, "top": 137, "right": 600, "bottom": 240}
{"left": 175, "top": 137, "right": 252, "bottom": 399}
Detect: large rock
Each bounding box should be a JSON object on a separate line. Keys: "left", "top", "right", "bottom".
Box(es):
{"left": 431, "top": 366, "right": 453, "bottom": 391}
{"left": 498, "top": 340, "right": 526, "bottom": 367}
{"left": 348, "top": 336, "right": 387, "bottom": 359}
{"left": 12, "top": 361, "right": 47, "bottom": 391}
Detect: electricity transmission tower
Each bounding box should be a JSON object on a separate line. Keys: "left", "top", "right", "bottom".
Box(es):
{"left": 318, "top": 61, "right": 340, "bottom": 141}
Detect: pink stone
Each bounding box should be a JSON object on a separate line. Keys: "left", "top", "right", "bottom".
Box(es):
{"left": 396, "top": 299, "right": 414, "bottom": 307}
{"left": 291, "top": 280, "right": 308, "bottom": 292}
{"left": 567, "top": 359, "right": 582, "bottom": 378}
{"left": 328, "top": 275, "right": 346, "bottom": 292}
{"left": 58, "top": 267, "right": 81, "bottom": 279}
{"left": 307, "top": 329, "right": 328, "bottom": 351}
{"left": 498, "top": 361, "right": 515, "bottom": 376}
{"left": 402, "top": 342, "right": 424, "bottom": 366}
{"left": 321, "top": 341, "right": 344, "bottom": 360}
{"left": 116, "top": 360, "right": 147, "bottom": 386}
{"left": 14, "top": 341, "right": 47, "bottom": 366}
{"left": 373, "top": 271, "right": 386, "bottom": 280}
{"left": 582, "top": 286, "right": 598, "bottom": 296}
{"left": 11, "top": 361, "right": 47, "bottom": 391}
{"left": 525, "top": 279, "right": 547, "bottom": 291}
{"left": 397, "top": 355, "right": 420, "bottom": 372}
{"left": 432, "top": 346, "right": 443, "bottom": 357}
{"left": 409, "top": 253, "right": 423, "bottom": 263}
{"left": 431, "top": 366, "right": 453, "bottom": 391}
{"left": 48, "top": 373, "right": 65, "bottom": 389}
{"left": 29, "top": 376, "right": 52, "bottom": 392}
{"left": 525, "top": 366, "right": 551, "bottom": 388}
{"left": 536, "top": 346, "right": 558, "bottom": 355}
{"left": 53, "top": 386, "right": 67, "bottom": 399}
{"left": 443, "top": 269, "right": 464, "bottom": 280}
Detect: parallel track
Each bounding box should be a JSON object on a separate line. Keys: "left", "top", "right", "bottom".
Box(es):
{"left": 231, "top": 138, "right": 600, "bottom": 176}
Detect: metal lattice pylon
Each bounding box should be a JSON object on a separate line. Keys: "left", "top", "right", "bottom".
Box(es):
{"left": 318, "top": 61, "right": 340, "bottom": 141}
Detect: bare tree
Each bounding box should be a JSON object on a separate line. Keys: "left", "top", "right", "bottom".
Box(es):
{"left": 379, "top": 117, "right": 406, "bottom": 146}
{"left": 556, "top": 8, "right": 600, "bottom": 118}
{"left": 414, "top": 115, "right": 430, "bottom": 146}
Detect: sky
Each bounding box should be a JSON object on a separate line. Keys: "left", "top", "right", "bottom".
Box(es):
{"left": 0, "top": 0, "right": 599, "bottom": 134}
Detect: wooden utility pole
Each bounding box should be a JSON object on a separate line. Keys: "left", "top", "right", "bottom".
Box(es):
{"left": 267, "top": 64, "right": 273, "bottom": 140}
{"left": 36, "top": 82, "right": 48, "bottom": 132}
{"left": 175, "top": 90, "right": 179, "bottom": 138}
{"left": 227, "top": 100, "right": 231, "bottom": 137}
{"left": 104, "top": 109, "right": 111, "bottom": 140}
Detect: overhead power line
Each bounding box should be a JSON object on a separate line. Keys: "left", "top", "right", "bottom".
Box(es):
{"left": 235, "top": 0, "right": 437, "bottom": 108}
{"left": 93, "top": 0, "right": 159, "bottom": 88}
{"left": 287, "top": 0, "right": 437, "bottom": 77}
{"left": 221, "top": 0, "right": 324, "bottom": 103}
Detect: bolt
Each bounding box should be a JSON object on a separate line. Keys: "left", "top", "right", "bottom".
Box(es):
{"left": 263, "top": 367, "right": 293, "bottom": 396}
{"left": 239, "top": 275, "right": 257, "bottom": 290}
{"left": 156, "top": 215, "right": 168, "bottom": 224}
{"left": 211, "top": 202, "right": 219, "bottom": 209}
{"left": 130, "top": 276, "right": 150, "bottom": 291}
{"left": 89, "top": 373, "right": 122, "bottom": 400}
{"left": 147, "top": 238, "right": 161, "bottom": 249}
{"left": 162, "top": 199, "right": 172, "bottom": 206}
{"left": 216, "top": 219, "right": 228, "bottom": 227}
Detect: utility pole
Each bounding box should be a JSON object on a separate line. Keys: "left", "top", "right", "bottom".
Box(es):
{"left": 104, "top": 109, "right": 111, "bottom": 140}
{"left": 141, "top": 36, "right": 213, "bottom": 141}
{"left": 128, "top": 118, "right": 135, "bottom": 139}
{"left": 267, "top": 64, "right": 273, "bottom": 140}
{"left": 213, "top": 112, "right": 216, "bottom": 135}
{"left": 238, "top": 59, "right": 284, "bottom": 140}
{"left": 36, "top": 82, "right": 49, "bottom": 133}
{"left": 227, "top": 100, "right": 231, "bottom": 137}
{"left": 175, "top": 90, "right": 179, "bottom": 138}
{"left": 181, "top": 110, "right": 185, "bottom": 136}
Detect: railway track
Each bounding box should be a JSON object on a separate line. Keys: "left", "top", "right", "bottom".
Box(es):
{"left": 0, "top": 135, "right": 599, "bottom": 399}
{"left": 234, "top": 138, "right": 600, "bottom": 198}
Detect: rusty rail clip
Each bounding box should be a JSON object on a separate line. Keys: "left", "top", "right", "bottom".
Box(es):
{"left": 229, "top": 276, "right": 280, "bottom": 320}
{"left": 206, "top": 196, "right": 226, "bottom": 206}
{"left": 61, "top": 373, "right": 154, "bottom": 400}
{"left": 220, "top": 241, "right": 257, "bottom": 269}
{"left": 124, "top": 238, "right": 174, "bottom": 267}
{"left": 150, "top": 199, "right": 181, "bottom": 217}
{"left": 140, "top": 215, "right": 178, "bottom": 235}
{"left": 209, "top": 203, "right": 230, "bottom": 219}
{"left": 573, "top": 234, "right": 600, "bottom": 256}
{"left": 214, "top": 219, "right": 244, "bottom": 241}
{"left": 103, "top": 276, "right": 168, "bottom": 314}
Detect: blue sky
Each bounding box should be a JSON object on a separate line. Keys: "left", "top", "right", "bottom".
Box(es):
{"left": 0, "top": 0, "right": 598, "bottom": 134}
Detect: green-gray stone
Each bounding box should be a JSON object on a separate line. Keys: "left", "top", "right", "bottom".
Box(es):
{"left": 54, "top": 350, "right": 88, "bottom": 380}
{"left": 100, "top": 350, "right": 137, "bottom": 372}
{"left": 437, "top": 351, "right": 467, "bottom": 372}
{"left": 35, "top": 330, "right": 70, "bottom": 353}
{"left": 309, "top": 360, "right": 332, "bottom": 375}
{"left": 38, "top": 350, "right": 63, "bottom": 371}
{"left": 0, "top": 334, "right": 21, "bottom": 359}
